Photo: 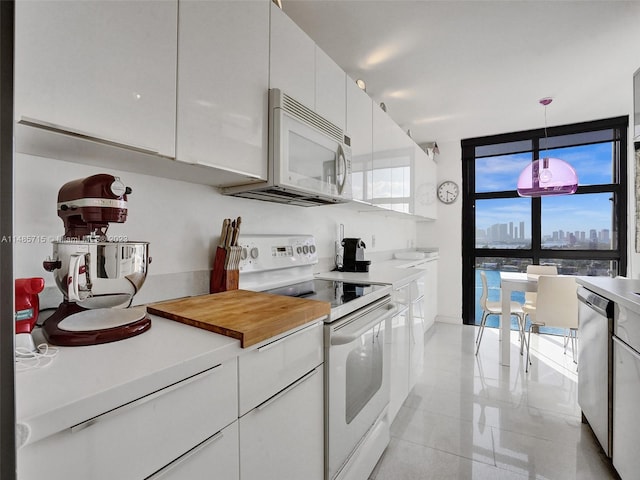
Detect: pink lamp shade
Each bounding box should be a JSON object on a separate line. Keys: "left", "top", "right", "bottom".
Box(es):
{"left": 517, "top": 157, "right": 578, "bottom": 197}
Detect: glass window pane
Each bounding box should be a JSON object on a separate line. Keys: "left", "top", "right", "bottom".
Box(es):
{"left": 541, "top": 193, "right": 615, "bottom": 250}
{"left": 540, "top": 129, "right": 615, "bottom": 150}
{"left": 476, "top": 139, "right": 532, "bottom": 157}
{"left": 542, "top": 142, "right": 614, "bottom": 185}
{"left": 476, "top": 198, "right": 531, "bottom": 248}
{"left": 475, "top": 153, "right": 531, "bottom": 193}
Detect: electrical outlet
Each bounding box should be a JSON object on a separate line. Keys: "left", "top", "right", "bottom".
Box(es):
{"left": 371, "top": 234, "right": 376, "bottom": 248}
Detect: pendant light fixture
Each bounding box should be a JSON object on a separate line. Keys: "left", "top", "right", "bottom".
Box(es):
{"left": 517, "top": 98, "right": 578, "bottom": 197}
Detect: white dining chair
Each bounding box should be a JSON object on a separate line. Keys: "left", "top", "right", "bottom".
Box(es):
{"left": 524, "top": 264, "right": 558, "bottom": 306}
{"left": 521, "top": 275, "right": 578, "bottom": 372}
{"left": 520, "top": 265, "right": 558, "bottom": 353}
{"left": 475, "top": 271, "right": 525, "bottom": 356}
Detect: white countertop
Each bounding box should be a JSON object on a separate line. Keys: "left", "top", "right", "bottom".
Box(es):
{"left": 577, "top": 276, "right": 640, "bottom": 312}
{"left": 16, "top": 315, "right": 242, "bottom": 448}
{"left": 316, "top": 255, "right": 438, "bottom": 289}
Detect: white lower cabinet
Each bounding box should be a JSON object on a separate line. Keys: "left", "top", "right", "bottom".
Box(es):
{"left": 238, "top": 322, "right": 324, "bottom": 480}
{"left": 388, "top": 274, "right": 428, "bottom": 423}
{"left": 18, "top": 359, "right": 238, "bottom": 480}
{"left": 148, "top": 422, "right": 239, "bottom": 480}
{"left": 239, "top": 365, "right": 324, "bottom": 480}
{"left": 388, "top": 304, "right": 410, "bottom": 423}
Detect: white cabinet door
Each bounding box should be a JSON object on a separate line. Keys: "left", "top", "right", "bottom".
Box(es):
{"left": 346, "top": 79, "right": 373, "bottom": 202}
{"left": 420, "top": 260, "right": 438, "bottom": 331}
{"left": 269, "top": 2, "right": 315, "bottom": 107}
{"left": 315, "top": 47, "right": 346, "bottom": 130}
{"left": 410, "top": 293, "right": 425, "bottom": 390}
{"left": 177, "top": 0, "right": 269, "bottom": 182}
{"left": 413, "top": 144, "right": 438, "bottom": 219}
{"left": 388, "top": 306, "right": 410, "bottom": 423}
{"left": 372, "top": 105, "right": 413, "bottom": 212}
{"left": 15, "top": 0, "right": 177, "bottom": 157}
{"left": 239, "top": 366, "right": 324, "bottom": 480}
{"left": 149, "top": 422, "right": 239, "bottom": 480}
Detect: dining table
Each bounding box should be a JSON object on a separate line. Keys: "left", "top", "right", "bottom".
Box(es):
{"left": 499, "top": 271, "right": 538, "bottom": 366}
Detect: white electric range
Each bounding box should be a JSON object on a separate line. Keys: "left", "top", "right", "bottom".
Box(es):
{"left": 238, "top": 234, "right": 394, "bottom": 480}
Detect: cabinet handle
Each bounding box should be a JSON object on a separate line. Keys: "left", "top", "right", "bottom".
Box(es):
{"left": 18, "top": 117, "right": 172, "bottom": 158}
{"left": 144, "top": 430, "right": 226, "bottom": 480}
{"left": 70, "top": 364, "right": 223, "bottom": 433}
{"left": 257, "top": 321, "right": 320, "bottom": 352}
{"left": 256, "top": 368, "right": 318, "bottom": 411}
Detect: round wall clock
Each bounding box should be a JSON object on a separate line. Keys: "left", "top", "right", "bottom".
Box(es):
{"left": 437, "top": 181, "right": 459, "bottom": 204}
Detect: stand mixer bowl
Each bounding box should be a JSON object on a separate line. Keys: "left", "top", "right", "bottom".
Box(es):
{"left": 44, "top": 241, "right": 150, "bottom": 309}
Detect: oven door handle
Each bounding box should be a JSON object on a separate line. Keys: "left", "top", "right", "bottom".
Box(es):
{"left": 331, "top": 302, "right": 398, "bottom": 346}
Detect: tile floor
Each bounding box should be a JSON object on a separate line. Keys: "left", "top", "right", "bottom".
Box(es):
{"left": 369, "top": 322, "right": 619, "bottom": 480}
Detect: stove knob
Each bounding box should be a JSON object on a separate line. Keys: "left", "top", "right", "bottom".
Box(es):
{"left": 310, "top": 245, "right": 316, "bottom": 254}
{"left": 250, "top": 247, "right": 259, "bottom": 259}
{"left": 297, "top": 246, "right": 303, "bottom": 254}
{"left": 241, "top": 248, "right": 248, "bottom": 260}
{"left": 303, "top": 245, "right": 309, "bottom": 254}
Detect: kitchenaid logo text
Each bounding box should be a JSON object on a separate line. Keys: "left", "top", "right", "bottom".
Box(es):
{"left": 1, "top": 235, "right": 129, "bottom": 243}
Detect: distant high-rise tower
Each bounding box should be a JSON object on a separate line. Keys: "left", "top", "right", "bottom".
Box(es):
{"left": 519, "top": 221, "right": 525, "bottom": 239}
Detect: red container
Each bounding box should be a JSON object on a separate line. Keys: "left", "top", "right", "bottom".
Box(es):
{"left": 15, "top": 277, "right": 45, "bottom": 334}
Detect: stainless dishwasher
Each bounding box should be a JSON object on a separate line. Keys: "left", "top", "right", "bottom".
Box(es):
{"left": 577, "top": 286, "right": 613, "bottom": 458}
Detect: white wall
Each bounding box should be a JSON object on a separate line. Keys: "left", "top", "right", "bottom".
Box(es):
{"left": 417, "top": 139, "right": 461, "bottom": 323}
{"left": 14, "top": 153, "right": 418, "bottom": 300}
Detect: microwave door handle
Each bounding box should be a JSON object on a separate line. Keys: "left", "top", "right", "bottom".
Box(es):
{"left": 336, "top": 144, "right": 346, "bottom": 195}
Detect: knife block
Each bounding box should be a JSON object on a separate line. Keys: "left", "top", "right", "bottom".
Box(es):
{"left": 210, "top": 246, "right": 240, "bottom": 293}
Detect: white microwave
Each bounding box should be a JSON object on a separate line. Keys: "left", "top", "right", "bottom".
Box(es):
{"left": 224, "top": 89, "right": 352, "bottom": 206}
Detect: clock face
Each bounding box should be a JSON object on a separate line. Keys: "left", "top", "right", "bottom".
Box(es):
{"left": 437, "top": 181, "right": 459, "bottom": 204}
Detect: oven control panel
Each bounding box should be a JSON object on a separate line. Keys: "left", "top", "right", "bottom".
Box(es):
{"left": 238, "top": 234, "right": 317, "bottom": 272}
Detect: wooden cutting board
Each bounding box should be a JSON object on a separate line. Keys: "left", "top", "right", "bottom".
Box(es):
{"left": 147, "top": 290, "right": 330, "bottom": 348}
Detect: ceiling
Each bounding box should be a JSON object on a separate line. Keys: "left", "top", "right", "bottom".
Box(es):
{"left": 283, "top": 0, "right": 640, "bottom": 147}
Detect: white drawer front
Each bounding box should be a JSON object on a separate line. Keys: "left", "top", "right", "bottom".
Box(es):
{"left": 238, "top": 322, "right": 322, "bottom": 415}
{"left": 239, "top": 365, "right": 324, "bottom": 480}
{"left": 18, "top": 358, "right": 238, "bottom": 480}
{"left": 148, "top": 422, "right": 239, "bottom": 480}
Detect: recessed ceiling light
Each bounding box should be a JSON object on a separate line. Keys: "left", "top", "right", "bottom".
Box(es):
{"left": 356, "top": 79, "right": 366, "bottom": 91}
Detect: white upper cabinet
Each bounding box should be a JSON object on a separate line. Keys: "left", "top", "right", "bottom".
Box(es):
{"left": 269, "top": 3, "right": 315, "bottom": 108}
{"left": 14, "top": 0, "right": 177, "bottom": 157}
{"left": 346, "top": 79, "right": 373, "bottom": 202}
{"left": 270, "top": 3, "right": 345, "bottom": 129}
{"left": 177, "top": 0, "right": 269, "bottom": 182}
{"left": 371, "top": 104, "right": 414, "bottom": 213}
{"left": 412, "top": 144, "right": 438, "bottom": 219}
{"left": 315, "top": 47, "right": 346, "bottom": 130}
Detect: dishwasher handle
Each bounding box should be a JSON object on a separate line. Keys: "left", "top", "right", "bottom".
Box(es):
{"left": 577, "top": 286, "right": 613, "bottom": 318}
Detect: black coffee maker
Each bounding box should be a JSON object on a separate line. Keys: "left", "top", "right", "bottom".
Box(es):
{"left": 341, "top": 238, "right": 371, "bottom": 272}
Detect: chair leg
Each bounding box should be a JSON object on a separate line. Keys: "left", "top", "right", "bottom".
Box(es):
{"left": 570, "top": 328, "right": 578, "bottom": 364}
{"left": 525, "top": 324, "right": 533, "bottom": 373}
{"left": 475, "top": 312, "right": 490, "bottom": 355}
{"left": 519, "top": 314, "right": 527, "bottom": 355}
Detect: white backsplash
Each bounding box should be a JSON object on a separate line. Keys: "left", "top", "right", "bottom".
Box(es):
{"left": 14, "top": 153, "right": 418, "bottom": 304}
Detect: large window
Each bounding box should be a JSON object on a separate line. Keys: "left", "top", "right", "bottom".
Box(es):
{"left": 461, "top": 117, "right": 628, "bottom": 326}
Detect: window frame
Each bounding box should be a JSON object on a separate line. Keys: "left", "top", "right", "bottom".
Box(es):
{"left": 461, "top": 116, "right": 628, "bottom": 325}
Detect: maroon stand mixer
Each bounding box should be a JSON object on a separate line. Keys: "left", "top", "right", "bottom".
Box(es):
{"left": 42, "top": 174, "right": 152, "bottom": 346}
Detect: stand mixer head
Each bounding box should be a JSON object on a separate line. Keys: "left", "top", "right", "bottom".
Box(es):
{"left": 57, "top": 173, "right": 131, "bottom": 240}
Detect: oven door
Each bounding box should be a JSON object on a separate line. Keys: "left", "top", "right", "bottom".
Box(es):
{"left": 272, "top": 102, "right": 352, "bottom": 200}
{"left": 326, "top": 297, "right": 396, "bottom": 480}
